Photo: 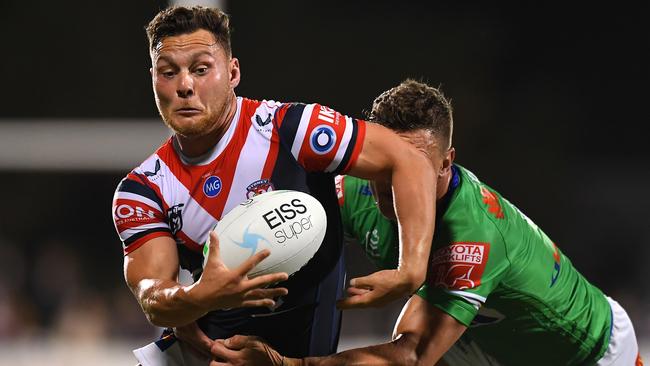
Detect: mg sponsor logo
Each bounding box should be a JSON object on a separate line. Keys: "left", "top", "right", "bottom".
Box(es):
{"left": 203, "top": 176, "right": 222, "bottom": 198}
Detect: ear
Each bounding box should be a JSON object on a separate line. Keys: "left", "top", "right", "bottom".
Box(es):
{"left": 229, "top": 57, "right": 241, "bottom": 88}
{"left": 149, "top": 67, "right": 153, "bottom": 77}
{"left": 440, "top": 147, "right": 456, "bottom": 176}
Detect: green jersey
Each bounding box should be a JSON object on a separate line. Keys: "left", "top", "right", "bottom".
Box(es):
{"left": 336, "top": 165, "right": 612, "bottom": 366}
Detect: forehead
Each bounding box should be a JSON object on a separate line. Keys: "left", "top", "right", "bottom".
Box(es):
{"left": 152, "top": 29, "right": 222, "bottom": 61}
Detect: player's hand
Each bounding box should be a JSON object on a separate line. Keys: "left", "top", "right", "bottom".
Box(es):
{"left": 337, "top": 269, "right": 418, "bottom": 309}
{"left": 188, "top": 231, "right": 289, "bottom": 312}
{"left": 174, "top": 322, "right": 214, "bottom": 358}
{"left": 210, "top": 335, "right": 299, "bottom": 366}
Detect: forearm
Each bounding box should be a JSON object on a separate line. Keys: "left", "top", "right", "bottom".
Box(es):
{"left": 392, "top": 150, "right": 435, "bottom": 287}
{"left": 136, "top": 278, "right": 206, "bottom": 327}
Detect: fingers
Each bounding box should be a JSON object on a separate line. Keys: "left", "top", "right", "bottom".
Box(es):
{"left": 208, "top": 231, "right": 222, "bottom": 261}
{"left": 224, "top": 335, "right": 255, "bottom": 350}
{"left": 211, "top": 340, "right": 240, "bottom": 361}
{"left": 349, "top": 274, "right": 375, "bottom": 289}
{"left": 241, "top": 298, "right": 277, "bottom": 308}
{"left": 346, "top": 286, "right": 370, "bottom": 296}
{"left": 246, "top": 272, "right": 289, "bottom": 289}
{"left": 337, "top": 291, "right": 375, "bottom": 309}
{"left": 236, "top": 248, "right": 271, "bottom": 276}
{"left": 245, "top": 287, "right": 288, "bottom": 300}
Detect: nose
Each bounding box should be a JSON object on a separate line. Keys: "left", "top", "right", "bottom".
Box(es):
{"left": 176, "top": 71, "right": 194, "bottom": 98}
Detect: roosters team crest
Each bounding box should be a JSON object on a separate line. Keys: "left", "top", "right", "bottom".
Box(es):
{"left": 246, "top": 179, "right": 275, "bottom": 198}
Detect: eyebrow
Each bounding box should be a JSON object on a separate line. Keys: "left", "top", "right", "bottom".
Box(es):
{"left": 155, "top": 50, "right": 216, "bottom": 66}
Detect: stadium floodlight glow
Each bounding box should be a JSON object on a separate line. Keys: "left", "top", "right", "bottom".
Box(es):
{"left": 0, "top": 120, "right": 171, "bottom": 171}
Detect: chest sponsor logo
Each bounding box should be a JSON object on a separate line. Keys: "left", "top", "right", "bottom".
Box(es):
{"left": 203, "top": 176, "right": 222, "bottom": 198}
{"left": 430, "top": 242, "right": 490, "bottom": 290}
{"left": 167, "top": 204, "right": 184, "bottom": 235}
{"left": 309, "top": 125, "right": 336, "bottom": 155}
{"left": 246, "top": 179, "right": 275, "bottom": 199}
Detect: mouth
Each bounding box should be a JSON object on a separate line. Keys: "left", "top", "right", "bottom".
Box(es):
{"left": 175, "top": 107, "right": 202, "bottom": 117}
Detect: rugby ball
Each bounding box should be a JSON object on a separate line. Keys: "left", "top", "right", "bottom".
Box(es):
{"left": 203, "top": 190, "right": 327, "bottom": 278}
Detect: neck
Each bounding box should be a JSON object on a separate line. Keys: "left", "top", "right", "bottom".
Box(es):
{"left": 175, "top": 93, "right": 238, "bottom": 157}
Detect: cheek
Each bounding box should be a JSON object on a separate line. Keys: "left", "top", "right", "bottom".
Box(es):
{"left": 153, "top": 80, "right": 173, "bottom": 104}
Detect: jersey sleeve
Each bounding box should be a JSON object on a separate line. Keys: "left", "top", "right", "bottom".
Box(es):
{"left": 112, "top": 173, "right": 172, "bottom": 255}
{"left": 416, "top": 228, "right": 510, "bottom": 327}
{"left": 274, "top": 103, "right": 366, "bottom": 174}
{"left": 338, "top": 175, "right": 399, "bottom": 270}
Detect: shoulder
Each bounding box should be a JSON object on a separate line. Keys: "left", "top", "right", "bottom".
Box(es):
{"left": 439, "top": 166, "right": 510, "bottom": 260}
{"left": 452, "top": 165, "right": 508, "bottom": 228}
{"left": 114, "top": 138, "right": 177, "bottom": 198}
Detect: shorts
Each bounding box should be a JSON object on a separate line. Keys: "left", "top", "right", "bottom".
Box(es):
{"left": 596, "top": 297, "right": 643, "bottom": 366}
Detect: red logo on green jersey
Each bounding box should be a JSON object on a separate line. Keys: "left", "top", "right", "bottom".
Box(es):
{"left": 334, "top": 175, "right": 345, "bottom": 206}
{"left": 430, "top": 242, "right": 490, "bottom": 290}
{"left": 480, "top": 187, "right": 504, "bottom": 219}
{"left": 550, "top": 242, "right": 561, "bottom": 287}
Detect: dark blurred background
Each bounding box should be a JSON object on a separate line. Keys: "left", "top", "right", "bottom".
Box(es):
{"left": 0, "top": 0, "right": 648, "bottom": 363}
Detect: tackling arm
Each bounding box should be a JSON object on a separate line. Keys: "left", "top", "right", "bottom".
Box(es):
{"left": 341, "top": 123, "right": 436, "bottom": 307}
{"left": 211, "top": 295, "right": 466, "bottom": 366}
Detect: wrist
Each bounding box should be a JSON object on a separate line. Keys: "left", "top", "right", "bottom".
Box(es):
{"left": 397, "top": 267, "right": 426, "bottom": 292}
{"left": 180, "top": 283, "right": 210, "bottom": 316}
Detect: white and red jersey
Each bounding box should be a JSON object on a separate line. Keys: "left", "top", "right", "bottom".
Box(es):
{"left": 112, "top": 97, "right": 366, "bottom": 278}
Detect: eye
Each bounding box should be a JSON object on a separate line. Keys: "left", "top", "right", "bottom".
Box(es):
{"left": 159, "top": 70, "right": 176, "bottom": 79}
{"left": 194, "top": 66, "right": 209, "bottom": 75}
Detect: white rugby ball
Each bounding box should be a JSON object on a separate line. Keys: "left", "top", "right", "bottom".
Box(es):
{"left": 203, "top": 190, "right": 327, "bottom": 278}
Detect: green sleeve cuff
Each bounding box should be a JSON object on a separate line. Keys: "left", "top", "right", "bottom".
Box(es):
{"left": 416, "top": 285, "right": 477, "bottom": 327}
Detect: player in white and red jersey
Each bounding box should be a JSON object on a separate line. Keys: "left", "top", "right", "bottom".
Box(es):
{"left": 112, "top": 6, "right": 436, "bottom": 364}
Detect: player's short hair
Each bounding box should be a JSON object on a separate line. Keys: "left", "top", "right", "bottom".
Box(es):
{"left": 369, "top": 79, "right": 453, "bottom": 150}
{"left": 146, "top": 6, "right": 232, "bottom": 56}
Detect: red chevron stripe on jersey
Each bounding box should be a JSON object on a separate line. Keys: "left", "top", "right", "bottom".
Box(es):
{"left": 112, "top": 97, "right": 366, "bottom": 257}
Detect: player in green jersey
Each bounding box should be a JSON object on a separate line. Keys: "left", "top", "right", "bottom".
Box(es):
{"left": 209, "top": 80, "right": 642, "bottom": 365}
